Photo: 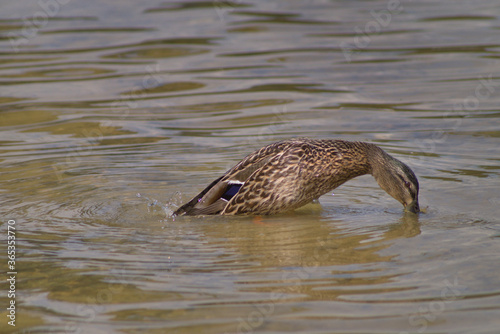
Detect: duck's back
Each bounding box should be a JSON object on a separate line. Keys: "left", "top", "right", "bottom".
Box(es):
{"left": 221, "top": 138, "right": 372, "bottom": 215}
{"left": 174, "top": 138, "right": 373, "bottom": 216}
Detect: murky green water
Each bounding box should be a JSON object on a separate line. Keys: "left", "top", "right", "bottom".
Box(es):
{"left": 1, "top": 0, "right": 500, "bottom": 333}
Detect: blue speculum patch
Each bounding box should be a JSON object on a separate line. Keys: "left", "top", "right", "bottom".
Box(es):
{"left": 221, "top": 183, "right": 243, "bottom": 201}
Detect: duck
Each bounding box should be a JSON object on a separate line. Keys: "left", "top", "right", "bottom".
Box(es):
{"left": 173, "top": 138, "right": 419, "bottom": 216}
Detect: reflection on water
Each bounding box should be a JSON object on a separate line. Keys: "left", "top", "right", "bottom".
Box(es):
{"left": 1, "top": 0, "right": 500, "bottom": 333}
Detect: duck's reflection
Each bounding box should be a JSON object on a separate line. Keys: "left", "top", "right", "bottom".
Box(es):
{"left": 200, "top": 211, "right": 421, "bottom": 300}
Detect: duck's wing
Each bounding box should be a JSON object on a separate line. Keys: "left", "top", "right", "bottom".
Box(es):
{"left": 173, "top": 140, "right": 297, "bottom": 216}
{"left": 222, "top": 145, "right": 314, "bottom": 215}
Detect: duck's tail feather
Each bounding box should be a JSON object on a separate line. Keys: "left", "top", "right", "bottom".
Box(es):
{"left": 173, "top": 176, "right": 224, "bottom": 216}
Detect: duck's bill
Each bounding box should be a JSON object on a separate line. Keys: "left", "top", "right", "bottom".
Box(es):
{"left": 405, "top": 200, "right": 420, "bottom": 214}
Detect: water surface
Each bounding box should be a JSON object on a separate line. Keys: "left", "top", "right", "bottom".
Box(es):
{"left": 1, "top": 0, "right": 500, "bottom": 333}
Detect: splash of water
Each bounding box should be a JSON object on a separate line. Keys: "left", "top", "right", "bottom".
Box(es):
{"left": 136, "top": 191, "right": 183, "bottom": 220}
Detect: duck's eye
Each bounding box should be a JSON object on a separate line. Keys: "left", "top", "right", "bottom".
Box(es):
{"left": 404, "top": 181, "right": 411, "bottom": 188}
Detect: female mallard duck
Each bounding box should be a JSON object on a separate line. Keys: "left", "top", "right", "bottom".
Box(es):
{"left": 173, "top": 138, "right": 419, "bottom": 216}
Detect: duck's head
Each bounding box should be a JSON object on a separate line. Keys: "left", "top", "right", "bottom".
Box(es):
{"left": 371, "top": 153, "right": 420, "bottom": 213}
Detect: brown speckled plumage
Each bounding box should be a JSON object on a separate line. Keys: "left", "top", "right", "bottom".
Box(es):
{"left": 173, "top": 138, "right": 419, "bottom": 216}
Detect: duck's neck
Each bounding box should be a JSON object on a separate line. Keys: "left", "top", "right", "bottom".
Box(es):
{"left": 323, "top": 141, "right": 380, "bottom": 188}
{"left": 361, "top": 142, "right": 400, "bottom": 194}
{"left": 361, "top": 142, "right": 391, "bottom": 174}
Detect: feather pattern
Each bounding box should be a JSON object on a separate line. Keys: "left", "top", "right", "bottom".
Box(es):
{"left": 173, "top": 138, "right": 420, "bottom": 216}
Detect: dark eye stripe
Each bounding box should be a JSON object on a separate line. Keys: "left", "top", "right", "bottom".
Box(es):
{"left": 397, "top": 175, "right": 410, "bottom": 187}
